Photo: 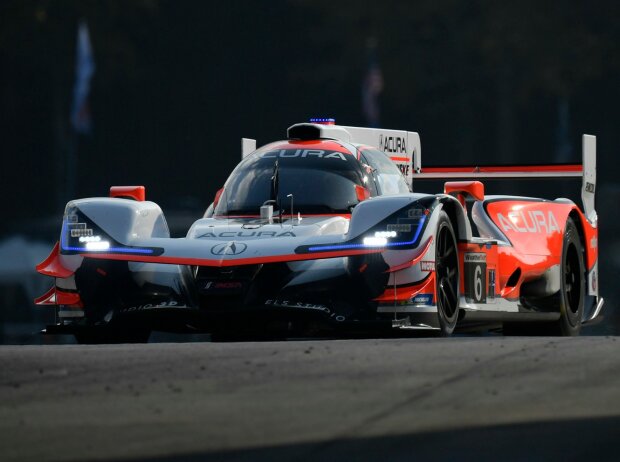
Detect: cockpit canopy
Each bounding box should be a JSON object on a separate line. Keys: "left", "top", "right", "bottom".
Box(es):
{"left": 213, "top": 140, "right": 409, "bottom": 217}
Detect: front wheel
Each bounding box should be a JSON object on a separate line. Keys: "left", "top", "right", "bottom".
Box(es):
{"left": 435, "top": 211, "right": 460, "bottom": 335}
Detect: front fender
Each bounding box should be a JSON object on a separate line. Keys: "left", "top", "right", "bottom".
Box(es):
{"left": 437, "top": 195, "right": 472, "bottom": 242}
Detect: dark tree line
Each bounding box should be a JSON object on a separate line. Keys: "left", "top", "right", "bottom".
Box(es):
{"left": 1, "top": 0, "right": 619, "bottom": 236}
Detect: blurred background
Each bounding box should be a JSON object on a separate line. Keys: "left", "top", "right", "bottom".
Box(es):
{"left": 1, "top": 0, "right": 619, "bottom": 342}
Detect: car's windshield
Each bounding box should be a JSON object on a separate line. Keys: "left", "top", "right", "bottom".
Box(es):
{"left": 360, "top": 148, "right": 410, "bottom": 195}
{"left": 214, "top": 144, "right": 368, "bottom": 216}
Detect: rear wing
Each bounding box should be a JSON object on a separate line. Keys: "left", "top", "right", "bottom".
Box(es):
{"left": 413, "top": 135, "right": 597, "bottom": 225}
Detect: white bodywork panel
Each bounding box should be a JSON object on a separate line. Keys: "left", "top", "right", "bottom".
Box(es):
{"left": 241, "top": 138, "right": 257, "bottom": 158}
{"left": 581, "top": 134, "right": 597, "bottom": 225}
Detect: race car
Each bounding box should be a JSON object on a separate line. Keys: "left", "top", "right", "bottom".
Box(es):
{"left": 36, "top": 118, "right": 603, "bottom": 342}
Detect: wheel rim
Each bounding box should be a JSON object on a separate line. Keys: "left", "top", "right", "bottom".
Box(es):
{"left": 564, "top": 242, "right": 581, "bottom": 316}
{"left": 436, "top": 223, "right": 459, "bottom": 320}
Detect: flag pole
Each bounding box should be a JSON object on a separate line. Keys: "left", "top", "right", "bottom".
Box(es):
{"left": 362, "top": 37, "right": 383, "bottom": 128}
{"left": 68, "top": 19, "right": 95, "bottom": 203}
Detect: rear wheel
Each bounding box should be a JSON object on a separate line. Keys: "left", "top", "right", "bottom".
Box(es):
{"left": 435, "top": 211, "right": 460, "bottom": 335}
{"left": 504, "top": 218, "right": 585, "bottom": 336}
{"left": 556, "top": 218, "right": 585, "bottom": 335}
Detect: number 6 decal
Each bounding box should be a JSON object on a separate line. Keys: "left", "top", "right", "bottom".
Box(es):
{"left": 465, "top": 253, "right": 487, "bottom": 304}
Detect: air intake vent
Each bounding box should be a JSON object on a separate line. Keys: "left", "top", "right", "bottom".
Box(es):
{"left": 287, "top": 123, "right": 352, "bottom": 142}
{"left": 506, "top": 268, "right": 521, "bottom": 287}
{"left": 287, "top": 124, "right": 322, "bottom": 140}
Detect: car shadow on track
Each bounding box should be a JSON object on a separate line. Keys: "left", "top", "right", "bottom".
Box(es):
{"left": 108, "top": 414, "right": 620, "bottom": 462}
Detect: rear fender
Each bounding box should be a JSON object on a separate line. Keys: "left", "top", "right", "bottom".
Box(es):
{"left": 482, "top": 197, "right": 598, "bottom": 299}
{"left": 569, "top": 208, "right": 599, "bottom": 298}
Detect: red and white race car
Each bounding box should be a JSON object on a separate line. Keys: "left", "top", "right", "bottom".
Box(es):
{"left": 36, "top": 118, "right": 602, "bottom": 342}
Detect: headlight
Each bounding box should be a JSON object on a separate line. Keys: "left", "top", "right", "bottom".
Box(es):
{"left": 374, "top": 231, "right": 397, "bottom": 238}
{"left": 85, "top": 241, "right": 111, "bottom": 251}
{"left": 363, "top": 236, "right": 388, "bottom": 247}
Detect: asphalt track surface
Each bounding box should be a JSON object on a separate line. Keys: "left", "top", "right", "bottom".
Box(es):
{"left": 2, "top": 335, "right": 620, "bottom": 462}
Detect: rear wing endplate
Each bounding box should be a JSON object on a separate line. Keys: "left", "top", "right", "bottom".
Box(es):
{"left": 581, "top": 135, "right": 596, "bottom": 224}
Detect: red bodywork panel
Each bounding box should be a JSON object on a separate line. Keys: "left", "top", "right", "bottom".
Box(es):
{"left": 34, "top": 286, "right": 83, "bottom": 307}
{"left": 468, "top": 199, "right": 597, "bottom": 302}
{"left": 374, "top": 273, "right": 435, "bottom": 303}
{"left": 444, "top": 181, "right": 485, "bottom": 201}
{"left": 485, "top": 200, "right": 597, "bottom": 270}
{"left": 36, "top": 242, "right": 74, "bottom": 278}
{"left": 266, "top": 139, "right": 354, "bottom": 154}
{"left": 486, "top": 200, "right": 568, "bottom": 256}
{"left": 110, "top": 186, "right": 146, "bottom": 202}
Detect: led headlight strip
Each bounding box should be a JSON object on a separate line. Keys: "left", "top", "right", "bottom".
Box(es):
{"left": 59, "top": 219, "right": 155, "bottom": 255}
{"left": 307, "top": 214, "right": 427, "bottom": 252}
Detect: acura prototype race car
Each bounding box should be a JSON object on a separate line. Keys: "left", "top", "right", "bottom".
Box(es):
{"left": 36, "top": 119, "right": 603, "bottom": 343}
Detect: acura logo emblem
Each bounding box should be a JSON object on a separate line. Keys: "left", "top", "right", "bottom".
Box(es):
{"left": 211, "top": 241, "right": 247, "bottom": 256}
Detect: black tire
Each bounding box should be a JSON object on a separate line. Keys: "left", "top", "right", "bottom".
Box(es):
{"left": 556, "top": 218, "right": 585, "bottom": 335}
{"left": 504, "top": 218, "right": 585, "bottom": 336}
{"left": 435, "top": 211, "right": 460, "bottom": 335}
{"left": 74, "top": 327, "right": 151, "bottom": 344}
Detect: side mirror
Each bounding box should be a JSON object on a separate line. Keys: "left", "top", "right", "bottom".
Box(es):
{"left": 355, "top": 185, "right": 371, "bottom": 202}
{"left": 213, "top": 188, "right": 224, "bottom": 208}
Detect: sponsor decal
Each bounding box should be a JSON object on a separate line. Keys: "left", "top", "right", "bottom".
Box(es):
{"left": 411, "top": 293, "right": 433, "bottom": 304}
{"left": 211, "top": 241, "right": 247, "bottom": 256}
{"left": 420, "top": 261, "right": 435, "bottom": 272}
{"left": 590, "top": 236, "right": 598, "bottom": 249}
{"left": 120, "top": 300, "right": 182, "bottom": 313}
{"left": 585, "top": 182, "right": 595, "bottom": 193}
{"left": 199, "top": 231, "right": 296, "bottom": 238}
{"left": 397, "top": 164, "right": 410, "bottom": 176}
{"left": 203, "top": 281, "right": 243, "bottom": 290}
{"left": 260, "top": 149, "right": 347, "bottom": 161}
{"left": 496, "top": 210, "right": 560, "bottom": 234}
{"left": 379, "top": 134, "right": 407, "bottom": 154}
{"left": 265, "top": 299, "right": 346, "bottom": 322}
{"left": 464, "top": 253, "right": 486, "bottom": 263}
